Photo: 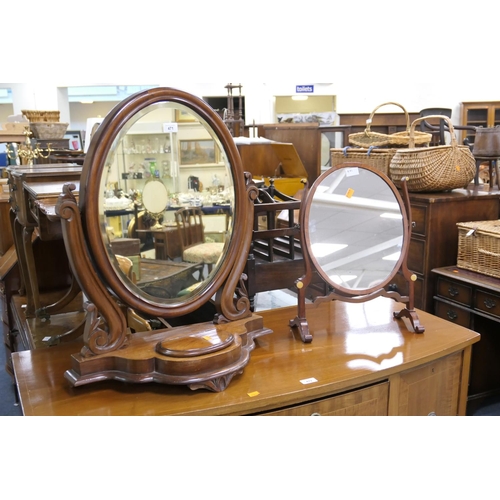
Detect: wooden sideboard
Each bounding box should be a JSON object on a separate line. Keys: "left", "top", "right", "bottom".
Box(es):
{"left": 432, "top": 266, "right": 500, "bottom": 413}
{"left": 389, "top": 187, "right": 500, "bottom": 313}
{"left": 12, "top": 297, "right": 479, "bottom": 416}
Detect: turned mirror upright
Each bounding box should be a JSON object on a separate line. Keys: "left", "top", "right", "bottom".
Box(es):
{"left": 290, "top": 162, "right": 424, "bottom": 343}
{"left": 56, "top": 87, "right": 271, "bottom": 392}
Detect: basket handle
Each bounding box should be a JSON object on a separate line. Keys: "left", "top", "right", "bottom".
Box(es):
{"left": 408, "top": 115, "right": 456, "bottom": 148}
{"left": 365, "top": 102, "right": 410, "bottom": 134}
{"left": 478, "top": 248, "right": 500, "bottom": 258}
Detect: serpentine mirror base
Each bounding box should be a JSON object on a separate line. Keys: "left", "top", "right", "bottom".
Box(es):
{"left": 65, "top": 314, "right": 271, "bottom": 392}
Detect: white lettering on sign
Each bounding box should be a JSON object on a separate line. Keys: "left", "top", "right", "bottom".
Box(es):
{"left": 296, "top": 85, "right": 314, "bottom": 93}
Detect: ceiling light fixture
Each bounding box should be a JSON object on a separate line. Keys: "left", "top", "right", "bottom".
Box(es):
{"left": 291, "top": 95, "right": 308, "bottom": 101}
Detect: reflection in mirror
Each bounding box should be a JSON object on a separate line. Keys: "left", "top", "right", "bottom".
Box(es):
{"left": 100, "top": 103, "right": 234, "bottom": 304}
{"left": 308, "top": 166, "right": 403, "bottom": 292}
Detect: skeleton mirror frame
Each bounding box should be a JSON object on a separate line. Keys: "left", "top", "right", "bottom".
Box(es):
{"left": 290, "top": 162, "right": 424, "bottom": 343}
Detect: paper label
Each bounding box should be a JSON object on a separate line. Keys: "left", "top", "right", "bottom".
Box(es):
{"left": 300, "top": 377, "right": 318, "bottom": 385}
{"left": 345, "top": 188, "right": 355, "bottom": 199}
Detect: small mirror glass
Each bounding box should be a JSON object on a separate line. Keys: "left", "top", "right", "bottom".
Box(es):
{"left": 99, "top": 102, "right": 234, "bottom": 304}
{"left": 306, "top": 165, "right": 404, "bottom": 293}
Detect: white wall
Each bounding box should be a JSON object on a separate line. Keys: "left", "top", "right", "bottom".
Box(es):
{"left": 3, "top": 1, "right": 498, "bottom": 129}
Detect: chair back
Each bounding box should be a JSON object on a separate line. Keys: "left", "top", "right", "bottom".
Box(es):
{"left": 419, "top": 108, "right": 452, "bottom": 145}
{"left": 175, "top": 207, "right": 205, "bottom": 250}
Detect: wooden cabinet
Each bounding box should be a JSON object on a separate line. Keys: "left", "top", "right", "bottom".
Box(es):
{"left": 12, "top": 298, "right": 479, "bottom": 416}
{"left": 265, "top": 382, "right": 390, "bottom": 416}
{"left": 433, "top": 266, "right": 500, "bottom": 413}
{"left": 389, "top": 188, "right": 500, "bottom": 312}
{"left": 460, "top": 101, "right": 500, "bottom": 144}
{"left": 259, "top": 123, "right": 321, "bottom": 184}
{"left": 0, "top": 198, "right": 13, "bottom": 256}
{"left": 389, "top": 351, "right": 464, "bottom": 416}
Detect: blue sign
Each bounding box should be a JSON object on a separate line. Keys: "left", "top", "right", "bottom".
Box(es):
{"left": 296, "top": 85, "right": 314, "bottom": 94}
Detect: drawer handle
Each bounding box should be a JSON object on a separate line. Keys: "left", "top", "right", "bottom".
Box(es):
{"left": 484, "top": 298, "right": 497, "bottom": 309}
{"left": 448, "top": 286, "right": 459, "bottom": 297}
{"left": 447, "top": 309, "right": 458, "bottom": 321}
{"left": 428, "top": 412, "right": 437, "bottom": 416}
{"left": 311, "top": 413, "right": 321, "bottom": 416}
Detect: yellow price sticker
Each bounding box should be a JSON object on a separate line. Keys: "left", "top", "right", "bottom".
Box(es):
{"left": 456, "top": 165, "right": 461, "bottom": 172}
{"left": 248, "top": 391, "right": 260, "bottom": 398}
{"left": 346, "top": 188, "right": 355, "bottom": 199}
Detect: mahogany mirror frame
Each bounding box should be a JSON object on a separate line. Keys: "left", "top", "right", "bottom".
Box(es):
{"left": 290, "top": 162, "right": 424, "bottom": 343}
{"left": 79, "top": 87, "right": 253, "bottom": 319}
{"left": 55, "top": 87, "right": 272, "bottom": 391}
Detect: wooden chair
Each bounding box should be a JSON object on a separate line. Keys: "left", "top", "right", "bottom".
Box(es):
{"left": 174, "top": 207, "right": 224, "bottom": 277}
{"left": 419, "top": 108, "right": 452, "bottom": 145}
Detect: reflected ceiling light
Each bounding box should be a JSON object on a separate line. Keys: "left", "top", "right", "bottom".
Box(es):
{"left": 311, "top": 242, "right": 347, "bottom": 257}
{"left": 380, "top": 212, "right": 403, "bottom": 220}
{"left": 383, "top": 252, "right": 401, "bottom": 261}
{"left": 80, "top": 100, "right": 94, "bottom": 104}
{"left": 329, "top": 274, "right": 357, "bottom": 285}
{"left": 292, "top": 95, "right": 308, "bottom": 101}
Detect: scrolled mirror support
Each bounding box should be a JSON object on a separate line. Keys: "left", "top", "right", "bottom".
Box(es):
{"left": 54, "top": 87, "right": 272, "bottom": 391}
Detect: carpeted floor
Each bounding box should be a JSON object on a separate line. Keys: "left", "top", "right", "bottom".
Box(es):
{"left": 0, "top": 321, "right": 22, "bottom": 416}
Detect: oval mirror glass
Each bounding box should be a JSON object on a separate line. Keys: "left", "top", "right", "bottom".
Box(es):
{"left": 99, "top": 101, "right": 234, "bottom": 305}
{"left": 305, "top": 165, "right": 404, "bottom": 293}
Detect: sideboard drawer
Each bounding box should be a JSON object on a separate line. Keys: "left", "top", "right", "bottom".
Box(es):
{"left": 264, "top": 382, "right": 389, "bottom": 416}
{"left": 434, "top": 299, "right": 471, "bottom": 328}
{"left": 408, "top": 238, "right": 425, "bottom": 275}
{"left": 475, "top": 290, "right": 500, "bottom": 319}
{"left": 411, "top": 204, "right": 427, "bottom": 237}
{"left": 436, "top": 276, "right": 472, "bottom": 307}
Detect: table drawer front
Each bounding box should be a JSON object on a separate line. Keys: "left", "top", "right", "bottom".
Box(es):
{"left": 475, "top": 290, "right": 500, "bottom": 319}
{"left": 264, "top": 382, "right": 389, "bottom": 416}
{"left": 434, "top": 299, "right": 471, "bottom": 328}
{"left": 436, "top": 277, "right": 472, "bottom": 307}
{"left": 411, "top": 204, "right": 427, "bottom": 237}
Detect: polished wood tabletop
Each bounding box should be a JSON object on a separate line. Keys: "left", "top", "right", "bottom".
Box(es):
{"left": 12, "top": 298, "right": 480, "bottom": 416}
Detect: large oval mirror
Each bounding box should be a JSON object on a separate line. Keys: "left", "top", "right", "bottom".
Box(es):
{"left": 304, "top": 164, "right": 406, "bottom": 294}
{"left": 80, "top": 88, "right": 247, "bottom": 319}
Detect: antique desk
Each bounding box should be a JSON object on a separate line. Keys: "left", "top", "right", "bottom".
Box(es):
{"left": 15, "top": 179, "right": 80, "bottom": 319}
{"left": 8, "top": 165, "right": 82, "bottom": 318}
{"left": 390, "top": 186, "right": 500, "bottom": 313}
{"left": 12, "top": 298, "right": 479, "bottom": 416}
{"left": 432, "top": 266, "right": 500, "bottom": 413}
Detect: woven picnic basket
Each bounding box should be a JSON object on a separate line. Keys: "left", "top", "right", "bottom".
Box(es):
{"left": 389, "top": 115, "right": 476, "bottom": 192}
{"left": 456, "top": 220, "right": 500, "bottom": 278}
{"left": 330, "top": 146, "right": 396, "bottom": 177}
{"left": 349, "top": 102, "right": 432, "bottom": 148}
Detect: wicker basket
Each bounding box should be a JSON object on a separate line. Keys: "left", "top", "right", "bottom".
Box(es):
{"left": 389, "top": 115, "right": 476, "bottom": 192}
{"left": 21, "top": 110, "right": 60, "bottom": 123}
{"left": 457, "top": 220, "right": 500, "bottom": 278}
{"left": 331, "top": 146, "right": 396, "bottom": 177}
{"left": 349, "top": 102, "right": 432, "bottom": 148}
{"left": 29, "top": 122, "right": 68, "bottom": 139}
